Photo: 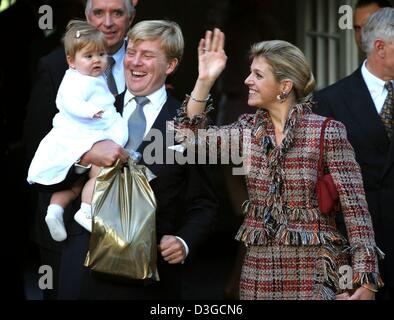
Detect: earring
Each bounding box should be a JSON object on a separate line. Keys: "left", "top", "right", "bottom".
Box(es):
{"left": 276, "top": 91, "right": 288, "bottom": 103}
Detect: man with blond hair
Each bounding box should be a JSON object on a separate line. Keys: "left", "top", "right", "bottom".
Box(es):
{"left": 57, "top": 20, "right": 217, "bottom": 300}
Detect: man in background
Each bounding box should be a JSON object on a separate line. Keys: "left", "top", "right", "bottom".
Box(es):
{"left": 314, "top": 8, "right": 394, "bottom": 300}
{"left": 54, "top": 20, "right": 218, "bottom": 299}
{"left": 23, "top": 0, "right": 139, "bottom": 299}
{"left": 353, "top": 0, "right": 392, "bottom": 52}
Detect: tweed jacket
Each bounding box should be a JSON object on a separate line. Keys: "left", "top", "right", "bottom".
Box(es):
{"left": 175, "top": 100, "right": 384, "bottom": 290}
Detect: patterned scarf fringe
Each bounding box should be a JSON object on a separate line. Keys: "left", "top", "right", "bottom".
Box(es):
{"left": 263, "top": 121, "right": 295, "bottom": 220}
{"left": 172, "top": 95, "right": 215, "bottom": 150}
{"left": 236, "top": 226, "right": 270, "bottom": 245}
{"left": 343, "top": 244, "right": 385, "bottom": 259}
{"left": 352, "top": 272, "right": 385, "bottom": 288}
{"left": 312, "top": 245, "right": 383, "bottom": 299}
{"left": 238, "top": 200, "right": 345, "bottom": 246}
{"left": 235, "top": 223, "right": 345, "bottom": 247}
{"left": 242, "top": 200, "right": 321, "bottom": 222}
{"left": 315, "top": 245, "right": 339, "bottom": 300}
{"left": 240, "top": 103, "right": 319, "bottom": 246}
{"left": 174, "top": 95, "right": 214, "bottom": 128}
{"left": 318, "top": 286, "right": 337, "bottom": 300}
{"left": 264, "top": 103, "right": 310, "bottom": 203}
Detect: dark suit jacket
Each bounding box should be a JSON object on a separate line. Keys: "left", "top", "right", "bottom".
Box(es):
{"left": 116, "top": 92, "right": 218, "bottom": 251}
{"left": 57, "top": 91, "right": 218, "bottom": 299}
{"left": 313, "top": 68, "right": 394, "bottom": 286}
{"left": 24, "top": 47, "right": 68, "bottom": 163}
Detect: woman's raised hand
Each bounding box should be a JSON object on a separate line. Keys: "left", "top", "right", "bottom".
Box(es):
{"left": 197, "top": 28, "right": 227, "bottom": 84}
{"left": 186, "top": 28, "right": 226, "bottom": 118}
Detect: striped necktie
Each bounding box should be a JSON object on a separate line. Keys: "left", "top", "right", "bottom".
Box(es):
{"left": 380, "top": 81, "right": 394, "bottom": 140}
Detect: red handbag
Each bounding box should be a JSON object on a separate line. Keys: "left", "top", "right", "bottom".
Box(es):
{"left": 316, "top": 118, "right": 340, "bottom": 214}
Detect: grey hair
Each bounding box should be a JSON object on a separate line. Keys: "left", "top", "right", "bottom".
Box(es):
{"left": 361, "top": 7, "right": 394, "bottom": 54}
{"left": 85, "top": 0, "right": 135, "bottom": 17}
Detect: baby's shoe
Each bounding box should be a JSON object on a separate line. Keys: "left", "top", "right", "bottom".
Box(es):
{"left": 74, "top": 202, "right": 92, "bottom": 232}
{"left": 45, "top": 204, "right": 67, "bottom": 241}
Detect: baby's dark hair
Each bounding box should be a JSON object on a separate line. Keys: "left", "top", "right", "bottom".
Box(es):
{"left": 63, "top": 20, "right": 106, "bottom": 58}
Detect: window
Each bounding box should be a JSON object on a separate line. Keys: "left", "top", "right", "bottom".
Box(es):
{"left": 296, "top": 0, "right": 359, "bottom": 89}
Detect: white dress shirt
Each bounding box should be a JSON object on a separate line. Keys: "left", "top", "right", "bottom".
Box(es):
{"left": 362, "top": 60, "right": 394, "bottom": 114}
{"left": 123, "top": 85, "right": 167, "bottom": 137}
{"left": 123, "top": 85, "right": 189, "bottom": 259}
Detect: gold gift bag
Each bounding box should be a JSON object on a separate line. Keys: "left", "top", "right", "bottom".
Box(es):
{"left": 84, "top": 158, "right": 160, "bottom": 282}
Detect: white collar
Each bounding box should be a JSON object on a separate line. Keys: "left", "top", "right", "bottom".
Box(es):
{"left": 124, "top": 85, "right": 167, "bottom": 109}
{"left": 362, "top": 60, "right": 388, "bottom": 96}
{"left": 110, "top": 40, "right": 126, "bottom": 65}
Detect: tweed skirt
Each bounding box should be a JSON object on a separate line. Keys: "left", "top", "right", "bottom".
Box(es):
{"left": 240, "top": 244, "right": 348, "bottom": 300}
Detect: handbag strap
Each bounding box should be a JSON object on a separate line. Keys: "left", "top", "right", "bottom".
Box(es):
{"left": 318, "top": 117, "right": 333, "bottom": 177}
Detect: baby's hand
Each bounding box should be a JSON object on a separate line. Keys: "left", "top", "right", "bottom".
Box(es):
{"left": 93, "top": 111, "right": 104, "bottom": 119}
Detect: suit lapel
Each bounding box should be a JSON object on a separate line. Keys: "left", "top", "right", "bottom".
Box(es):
{"left": 342, "top": 69, "right": 390, "bottom": 149}
{"left": 384, "top": 83, "right": 394, "bottom": 176}
{"left": 114, "top": 92, "right": 179, "bottom": 166}
{"left": 137, "top": 94, "right": 178, "bottom": 153}
{"left": 115, "top": 90, "right": 126, "bottom": 114}
{"left": 342, "top": 69, "right": 394, "bottom": 177}
{"left": 382, "top": 140, "right": 394, "bottom": 178}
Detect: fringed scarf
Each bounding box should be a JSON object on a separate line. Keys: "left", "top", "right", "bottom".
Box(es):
{"left": 252, "top": 101, "right": 314, "bottom": 236}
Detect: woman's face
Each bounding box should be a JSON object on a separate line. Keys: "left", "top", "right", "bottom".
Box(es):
{"left": 244, "top": 56, "right": 281, "bottom": 108}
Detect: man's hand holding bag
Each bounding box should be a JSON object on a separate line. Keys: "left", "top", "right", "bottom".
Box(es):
{"left": 84, "top": 158, "right": 160, "bottom": 282}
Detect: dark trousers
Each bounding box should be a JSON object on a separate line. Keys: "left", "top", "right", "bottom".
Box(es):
{"left": 80, "top": 259, "right": 182, "bottom": 300}
{"left": 58, "top": 231, "right": 182, "bottom": 300}
{"left": 58, "top": 232, "right": 90, "bottom": 300}
{"left": 377, "top": 286, "right": 394, "bottom": 301}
